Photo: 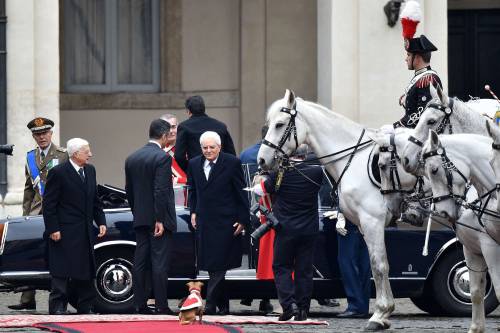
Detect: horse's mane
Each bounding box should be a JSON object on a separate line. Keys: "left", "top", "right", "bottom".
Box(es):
{"left": 266, "top": 96, "right": 358, "bottom": 127}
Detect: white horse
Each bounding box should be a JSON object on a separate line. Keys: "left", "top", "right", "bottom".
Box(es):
{"left": 402, "top": 85, "right": 499, "bottom": 175}
{"left": 369, "top": 128, "right": 431, "bottom": 225}
{"left": 258, "top": 90, "right": 393, "bottom": 331}
{"left": 422, "top": 131, "right": 500, "bottom": 333}
{"left": 486, "top": 121, "right": 500, "bottom": 213}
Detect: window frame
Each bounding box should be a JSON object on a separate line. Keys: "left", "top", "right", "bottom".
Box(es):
{"left": 63, "top": 0, "right": 160, "bottom": 93}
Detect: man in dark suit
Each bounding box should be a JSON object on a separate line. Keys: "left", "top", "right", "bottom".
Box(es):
{"left": 187, "top": 131, "right": 249, "bottom": 315}
{"left": 125, "top": 119, "right": 177, "bottom": 315}
{"left": 43, "top": 138, "right": 106, "bottom": 315}
{"left": 175, "top": 95, "right": 236, "bottom": 172}
{"left": 252, "top": 146, "right": 322, "bottom": 321}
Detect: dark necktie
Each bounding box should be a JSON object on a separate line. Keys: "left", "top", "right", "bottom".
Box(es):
{"left": 207, "top": 161, "right": 215, "bottom": 179}
{"left": 78, "top": 168, "right": 85, "bottom": 182}
{"left": 40, "top": 151, "right": 45, "bottom": 163}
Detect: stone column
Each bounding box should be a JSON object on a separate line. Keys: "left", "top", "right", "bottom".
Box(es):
{"left": 3, "top": 0, "right": 60, "bottom": 215}
{"left": 317, "top": 0, "right": 332, "bottom": 109}
{"left": 240, "top": 0, "right": 266, "bottom": 149}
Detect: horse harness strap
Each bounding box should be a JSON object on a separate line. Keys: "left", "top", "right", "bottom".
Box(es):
{"left": 262, "top": 106, "right": 299, "bottom": 156}
{"left": 422, "top": 145, "right": 470, "bottom": 204}
{"left": 379, "top": 133, "right": 413, "bottom": 195}
{"left": 493, "top": 142, "right": 500, "bottom": 150}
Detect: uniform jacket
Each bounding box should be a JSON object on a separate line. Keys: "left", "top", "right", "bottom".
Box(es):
{"left": 42, "top": 161, "right": 106, "bottom": 279}
{"left": 23, "top": 144, "right": 68, "bottom": 216}
{"left": 395, "top": 66, "right": 442, "bottom": 128}
{"left": 263, "top": 164, "right": 323, "bottom": 236}
{"left": 175, "top": 114, "right": 236, "bottom": 171}
{"left": 187, "top": 152, "right": 249, "bottom": 271}
{"left": 125, "top": 142, "right": 177, "bottom": 232}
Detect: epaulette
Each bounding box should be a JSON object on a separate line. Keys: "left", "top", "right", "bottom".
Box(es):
{"left": 416, "top": 73, "right": 438, "bottom": 89}
{"left": 56, "top": 147, "right": 67, "bottom": 153}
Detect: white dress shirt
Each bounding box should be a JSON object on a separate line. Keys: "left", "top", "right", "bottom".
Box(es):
{"left": 69, "top": 158, "right": 84, "bottom": 178}
{"left": 148, "top": 140, "right": 162, "bottom": 148}
{"left": 203, "top": 158, "right": 218, "bottom": 180}
{"left": 39, "top": 144, "right": 51, "bottom": 162}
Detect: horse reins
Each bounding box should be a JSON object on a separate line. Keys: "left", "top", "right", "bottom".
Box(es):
{"left": 261, "top": 106, "right": 299, "bottom": 157}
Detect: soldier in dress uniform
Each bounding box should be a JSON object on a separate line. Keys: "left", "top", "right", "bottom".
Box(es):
{"left": 8, "top": 117, "right": 68, "bottom": 311}
{"left": 393, "top": 35, "right": 442, "bottom": 129}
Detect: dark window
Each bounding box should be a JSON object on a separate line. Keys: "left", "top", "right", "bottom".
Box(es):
{"left": 63, "top": 0, "right": 159, "bottom": 92}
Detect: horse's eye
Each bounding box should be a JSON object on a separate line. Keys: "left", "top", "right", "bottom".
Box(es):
{"left": 275, "top": 123, "right": 284, "bottom": 129}
{"left": 427, "top": 119, "right": 437, "bottom": 125}
{"left": 431, "top": 166, "right": 439, "bottom": 174}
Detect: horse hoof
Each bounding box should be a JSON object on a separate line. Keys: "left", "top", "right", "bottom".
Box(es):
{"left": 364, "top": 321, "right": 386, "bottom": 331}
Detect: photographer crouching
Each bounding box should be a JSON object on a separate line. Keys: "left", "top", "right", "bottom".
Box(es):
{"left": 251, "top": 145, "right": 322, "bottom": 321}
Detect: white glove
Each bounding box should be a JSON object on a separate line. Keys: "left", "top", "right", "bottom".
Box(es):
{"left": 380, "top": 124, "right": 395, "bottom": 134}
{"left": 251, "top": 184, "right": 265, "bottom": 196}
{"left": 323, "top": 210, "right": 339, "bottom": 220}
{"left": 335, "top": 213, "right": 348, "bottom": 236}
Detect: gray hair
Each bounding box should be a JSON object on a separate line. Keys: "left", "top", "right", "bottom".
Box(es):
{"left": 160, "top": 113, "right": 177, "bottom": 122}
{"left": 67, "top": 138, "right": 89, "bottom": 156}
{"left": 199, "top": 131, "right": 221, "bottom": 146}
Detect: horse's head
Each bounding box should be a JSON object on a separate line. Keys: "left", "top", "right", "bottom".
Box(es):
{"left": 257, "top": 89, "right": 307, "bottom": 170}
{"left": 422, "top": 130, "right": 468, "bottom": 222}
{"left": 486, "top": 120, "right": 500, "bottom": 211}
{"left": 402, "top": 84, "right": 452, "bottom": 174}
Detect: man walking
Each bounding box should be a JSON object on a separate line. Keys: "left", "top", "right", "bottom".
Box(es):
{"left": 175, "top": 95, "right": 236, "bottom": 171}
{"left": 9, "top": 118, "right": 68, "bottom": 311}
{"left": 160, "top": 113, "right": 187, "bottom": 185}
{"left": 43, "top": 138, "right": 106, "bottom": 314}
{"left": 125, "top": 119, "right": 177, "bottom": 314}
{"left": 187, "top": 131, "right": 249, "bottom": 315}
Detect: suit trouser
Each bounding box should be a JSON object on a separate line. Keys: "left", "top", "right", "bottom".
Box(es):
{"left": 272, "top": 233, "right": 316, "bottom": 312}
{"left": 337, "top": 227, "right": 371, "bottom": 314}
{"left": 133, "top": 227, "right": 172, "bottom": 310}
{"left": 206, "top": 270, "right": 228, "bottom": 311}
{"left": 20, "top": 290, "right": 36, "bottom": 304}
{"left": 49, "top": 277, "right": 95, "bottom": 313}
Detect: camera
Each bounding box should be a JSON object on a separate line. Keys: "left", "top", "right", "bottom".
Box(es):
{"left": 250, "top": 202, "right": 280, "bottom": 241}
{"left": 0, "top": 144, "right": 14, "bottom": 156}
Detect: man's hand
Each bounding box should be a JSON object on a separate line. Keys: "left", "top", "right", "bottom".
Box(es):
{"left": 191, "top": 213, "right": 197, "bottom": 229}
{"left": 335, "top": 213, "right": 348, "bottom": 237}
{"left": 233, "top": 222, "right": 244, "bottom": 236}
{"left": 154, "top": 221, "right": 164, "bottom": 237}
{"left": 50, "top": 231, "right": 61, "bottom": 242}
{"left": 98, "top": 225, "right": 107, "bottom": 238}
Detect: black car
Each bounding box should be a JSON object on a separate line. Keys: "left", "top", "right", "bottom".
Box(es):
{"left": 0, "top": 166, "right": 498, "bottom": 316}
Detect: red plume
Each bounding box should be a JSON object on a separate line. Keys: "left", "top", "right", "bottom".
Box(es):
{"left": 400, "top": 1, "right": 422, "bottom": 39}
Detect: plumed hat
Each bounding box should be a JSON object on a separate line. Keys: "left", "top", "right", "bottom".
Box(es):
{"left": 400, "top": 1, "right": 437, "bottom": 53}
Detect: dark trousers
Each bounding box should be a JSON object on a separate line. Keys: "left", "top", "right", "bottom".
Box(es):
{"left": 49, "top": 277, "right": 95, "bottom": 314}
{"left": 133, "top": 227, "right": 172, "bottom": 310}
{"left": 206, "top": 270, "right": 228, "bottom": 311}
{"left": 272, "top": 233, "right": 316, "bottom": 312}
{"left": 337, "top": 225, "right": 371, "bottom": 314}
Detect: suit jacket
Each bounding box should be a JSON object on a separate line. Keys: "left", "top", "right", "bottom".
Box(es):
{"left": 125, "top": 142, "right": 177, "bottom": 232}
{"left": 175, "top": 114, "right": 236, "bottom": 171}
{"left": 187, "top": 152, "right": 249, "bottom": 271}
{"left": 23, "top": 143, "right": 68, "bottom": 216}
{"left": 42, "top": 161, "right": 106, "bottom": 279}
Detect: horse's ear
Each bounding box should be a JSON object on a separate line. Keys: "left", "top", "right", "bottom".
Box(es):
{"left": 435, "top": 84, "right": 449, "bottom": 106}
{"left": 486, "top": 120, "right": 493, "bottom": 138}
{"left": 429, "top": 129, "right": 439, "bottom": 147}
{"left": 366, "top": 128, "right": 386, "bottom": 146}
{"left": 284, "top": 89, "right": 296, "bottom": 108}
{"left": 486, "top": 120, "right": 500, "bottom": 142}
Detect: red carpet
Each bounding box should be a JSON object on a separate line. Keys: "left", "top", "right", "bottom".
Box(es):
{"left": 34, "top": 321, "right": 242, "bottom": 333}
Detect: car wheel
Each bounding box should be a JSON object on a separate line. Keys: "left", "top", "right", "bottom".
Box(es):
{"left": 93, "top": 248, "right": 135, "bottom": 313}
{"left": 431, "top": 250, "right": 499, "bottom": 316}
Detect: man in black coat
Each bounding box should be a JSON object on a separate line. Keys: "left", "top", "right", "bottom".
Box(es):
{"left": 43, "top": 138, "right": 106, "bottom": 315}
{"left": 175, "top": 95, "right": 236, "bottom": 172}
{"left": 253, "top": 146, "right": 323, "bottom": 321}
{"left": 125, "top": 119, "right": 177, "bottom": 314}
{"left": 187, "top": 131, "right": 249, "bottom": 315}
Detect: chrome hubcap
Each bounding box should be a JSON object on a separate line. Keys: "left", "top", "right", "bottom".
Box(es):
{"left": 448, "top": 261, "right": 492, "bottom": 305}
{"left": 96, "top": 258, "right": 133, "bottom": 304}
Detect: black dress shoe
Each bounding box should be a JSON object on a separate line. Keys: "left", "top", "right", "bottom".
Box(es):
{"left": 8, "top": 302, "right": 36, "bottom": 310}
{"left": 259, "top": 299, "right": 274, "bottom": 313}
{"left": 217, "top": 307, "right": 230, "bottom": 316}
{"left": 135, "top": 306, "right": 156, "bottom": 315}
{"left": 317, "top": 298, "right": 340, "bottom": 307}
{"left": 295, "top": 309, "right": 308, "bottom": 321}
{"left": 77, "top": 309, "right": 96, "bottom": 314}
{"left": 278, "top": 304, "right": 298, "bottom": 321}
{"left": 155, "top": 307, "right": 175, "bottom": 315}
{"left": 50, "top": 310, "right": 70, "bottom": 315}
{"left": 336, "top": 310, "right": 369, "bottom": 318}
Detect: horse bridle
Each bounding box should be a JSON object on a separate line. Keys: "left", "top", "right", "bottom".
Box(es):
{"left": 422, "top": 144, "right": 470, "bottom": 205}
{"left": 261, "top": 106, "right": 299, "bottom": 158}
{"left": 407, "top": 98, "right": 456, "bottom": 148}
{"left": 379, "top": 133, "right": 419, "bottom": 195}
{"left": 492, "top": 141, "right": 500, "bottom": 192}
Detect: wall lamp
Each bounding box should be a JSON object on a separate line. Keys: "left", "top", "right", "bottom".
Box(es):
{"left": 384, "top": 0, "right": 404, "bottom": 27}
